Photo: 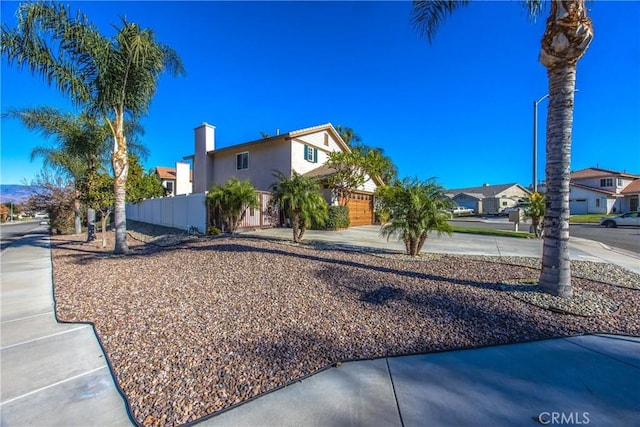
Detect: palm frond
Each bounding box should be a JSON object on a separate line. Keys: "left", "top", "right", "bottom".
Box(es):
{"left": 410, "top": 0, "right": 470, "bottom": 43}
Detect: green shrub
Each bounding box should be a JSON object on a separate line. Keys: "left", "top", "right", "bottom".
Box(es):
{"left": 313, "top": 205, "right": 350, "bottom": 230}
{"left": 207, "top": 226, "right": 222, "bottom": 235}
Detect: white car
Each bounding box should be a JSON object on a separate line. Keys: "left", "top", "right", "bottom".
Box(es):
{"left": 449, "top": 206, "right": 474, "bottom": 216}
{"left": 599, "top": 212, "right": 640, "bottom": 228}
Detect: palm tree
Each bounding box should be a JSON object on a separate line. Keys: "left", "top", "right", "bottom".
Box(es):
{"left": 4, "top": 107, "right": 146, "bottom": 239}
{"left": 5, "top": 107, "right": 110, "bottom": 234}
{"left": 206, "top": 178, "right": 260, "bottom": 233}
{"left": 411, "top": 0, "right": 593, "bottom": 297}
{"left": 270, "top": 171, "right": 328, "bottom": 243}
{"left": 377, "top": 178, "right": 453, "bottom": 256}
{"left": 1, "top": 1, "right": 185, "bottom": 254}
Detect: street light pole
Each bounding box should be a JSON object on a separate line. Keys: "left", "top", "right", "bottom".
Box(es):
{"left": 533, "top": 94, "right": 549, "bottom": 193}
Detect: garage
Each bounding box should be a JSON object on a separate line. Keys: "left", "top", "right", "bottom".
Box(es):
{"left": 569, "top": 199, "right": 588, "bottom": 214}
{"left": 346, "top": 193, "right": 374, "bottom": 226}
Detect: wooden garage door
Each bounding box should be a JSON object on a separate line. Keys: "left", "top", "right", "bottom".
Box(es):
{"left": 347, "top": 193, "right": 374, "bottom": 226}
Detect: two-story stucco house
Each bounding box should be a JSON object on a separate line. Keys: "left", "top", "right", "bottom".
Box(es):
{"left": 569, "top": 167, "right": 639, "bottom": 214}
{"left": 184, "top": 122, "right": 380, "bottom": 226}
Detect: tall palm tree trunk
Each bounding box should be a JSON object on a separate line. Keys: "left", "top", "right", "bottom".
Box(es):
{"left": 539, "top": 65, "right": 576, "bottom": 297}
{"left": 112, "top": 112, "right": 129, "bottom": 254}
{"left": 538, "top": 0, "right": 593, "bottom": 297}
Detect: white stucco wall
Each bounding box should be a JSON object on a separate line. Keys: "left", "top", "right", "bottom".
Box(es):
{"left": 126, "top": 192, "right": 207, "bottom": 233}
{"left": 569, "top": 186, "right": 612, "bottom": 214}
{"left": 290, "top": 131, "right": 342, "bottom": 175}
{"left": 573, "top": 176, "right": 634, "bottom": 194}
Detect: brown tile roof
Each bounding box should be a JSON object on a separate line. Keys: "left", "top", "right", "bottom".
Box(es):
{"left": 155, "top": 166, "right": 192, "bottom": 181}
{"left": 621, "top": 179, "right": 640, "bottom": 195}
{"left": 156, "top": 166, "right": 176, "bottom": 180}
{"left": 302, "top": 164, "right": 337, "bottom": 180}
{"left": 570, "top": 167, "right": 639, "bottom": 180}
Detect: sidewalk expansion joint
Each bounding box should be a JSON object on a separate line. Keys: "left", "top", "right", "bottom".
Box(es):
{"left": 1, "top": 311, "right": 54, "bottom": 324}
{"left": 0, "top": 365, "right": 107, "bottom": 406}
{"left": 563, "top": 337, "right": 640, "bottom": 370}
{"left": 386, "top": 358, "right": 405, "bottom": 427}
{"left": 1, "top": 325, "right": 90, "bottom": 350}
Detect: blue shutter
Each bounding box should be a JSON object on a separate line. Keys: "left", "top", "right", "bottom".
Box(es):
{"left": 314, "top": 148, "right": 318, "bottom": 163}
{"left": 303, "top": 145, "right": 308, "bottom": 160}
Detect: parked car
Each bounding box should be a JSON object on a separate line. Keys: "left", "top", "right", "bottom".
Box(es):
{"left": 449, "top": 206, "right": 475, "bottom": 216}
{"left": 499, "top": 204, "right": 526, "bottom": 216}
{"left": 599, "top": 212, "right": 640, "bottom": 228}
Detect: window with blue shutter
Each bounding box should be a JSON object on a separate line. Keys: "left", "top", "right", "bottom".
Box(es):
{"left": 304, "top": 145, "right": 318, "bottom": 163}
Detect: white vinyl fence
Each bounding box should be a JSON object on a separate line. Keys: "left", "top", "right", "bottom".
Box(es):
{"left": 126, "top": 192, "right": 207, "bottom": 234}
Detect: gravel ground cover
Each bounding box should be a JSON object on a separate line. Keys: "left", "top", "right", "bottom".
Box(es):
{"left": 51, "top": 227, "right": 640, "bottom": 426}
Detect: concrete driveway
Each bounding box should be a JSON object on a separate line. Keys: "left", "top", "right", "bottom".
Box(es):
{"left": 241, "top": 225, "right": 640, "bottom": 274}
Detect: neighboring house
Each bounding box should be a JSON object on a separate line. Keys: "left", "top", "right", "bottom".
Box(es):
{"left": 155, "top": 162, "right": 193, "bottom": 196}
{"left": 445, "top": 183, "right": 531, "bottom": 215}
{"left": 568, "top": 167, "right": 639, "bottom": 214}
{"left": 185, "top": 122, "right": 381, "bottom": 227}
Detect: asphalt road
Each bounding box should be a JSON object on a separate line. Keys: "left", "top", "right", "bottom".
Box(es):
{"left": 450, "top": 217, "right": 640, "bottom": 254}
{"left": 0, "top": 221, "right": 43, "bottom": 251}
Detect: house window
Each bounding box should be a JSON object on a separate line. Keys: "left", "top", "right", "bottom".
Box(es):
{"left": 617, "top": 178, "right": 623, "bottom": 187}
{"left": 595, "top": 198, "right": 600, "bottom": 208}
{"left": 236, "top": 152, "right": 249, "bottom": 170}
{"left": 304, "top": 145, "right": 318, "bottom": 163}
{"left": 165, "top": 181, "right": 174, "bottom": 193}
{"left": 502, "top": 201, "right": 508, "bottom": 206}
{"left": 600, "top": 178, "right": 613, "bottom": 187}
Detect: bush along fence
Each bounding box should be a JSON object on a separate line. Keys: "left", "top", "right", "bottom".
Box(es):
{"left": 127, "top": 191, "right": 280, "bottom": 235}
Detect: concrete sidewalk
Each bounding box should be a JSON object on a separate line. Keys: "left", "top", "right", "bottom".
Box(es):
{"left": 203, "top": 335, "right": 640, "bottom": 426}
{"left": 0, "top": 229, "right": 131, "bottom": 426}
{"left": 1, "top": 228, "right": 638, "bottom": 426}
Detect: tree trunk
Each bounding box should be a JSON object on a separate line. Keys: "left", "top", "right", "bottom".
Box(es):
{"left": 538, "top": 0, "right": 593, "bottom": 298}
{"left": 298, "top": 218, "right": 307, "bottom": 242}
{"left": 101, "top": 210, "right": 110, "bottom": 248}
{"left": 416, "top": 231, "right": 428, "bottom": 254}
{"left": 87, "top": 208, "right": 96, "bottom": 242}
{"left": 73, "top": 196, "right": 81, "bottom": 234}
{"left": 291, "top": 212, "right": 300, "bottom": 243}
{"left": 539, "top": 65, "right": 575, "bottom": 297}
{"left": 111, "top": 111, "right": 129, "bottom": 254}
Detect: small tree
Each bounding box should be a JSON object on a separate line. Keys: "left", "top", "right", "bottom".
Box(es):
{"left": 0, "top": 205, "right": 9, "bottom": 222}
{"left": 325, "top": 149, "right": 388, "bottom": 206}
{"left": 126, "top": 155, "right": 165, "bottom": 203}
{"left": 524, "top": 192, "right": 545, "bottom": 238}
{"left": 206, "top": 178, "right": 259, "bottom": 233}
{"left": 270, "top": 171, "right": 328, "bottom": 243}
{"left": 27, "top": 169, "right": 76, "bottom": 235}
{"left": 85, "top": 172, "right": 115, "bottom": 247}
{"left": 376, "top": 178, "right": 453, "bottom": 256}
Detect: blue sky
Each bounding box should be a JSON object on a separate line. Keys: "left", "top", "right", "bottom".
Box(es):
{"left": 1, "top": 1, "right": 639, "bottom": 190}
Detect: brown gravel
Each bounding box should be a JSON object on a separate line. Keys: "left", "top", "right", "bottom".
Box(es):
{"left": 51, "top": 227, "right": 640, "bottom": 427}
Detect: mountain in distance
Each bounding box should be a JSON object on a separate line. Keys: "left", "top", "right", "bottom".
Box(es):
{"left": 0, "top": 184, "right": 39, "bottom": 204}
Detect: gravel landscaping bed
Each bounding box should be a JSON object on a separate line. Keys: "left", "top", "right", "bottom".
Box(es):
{"left": 51, "top": 227, "right": 640, "bottom": 427}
